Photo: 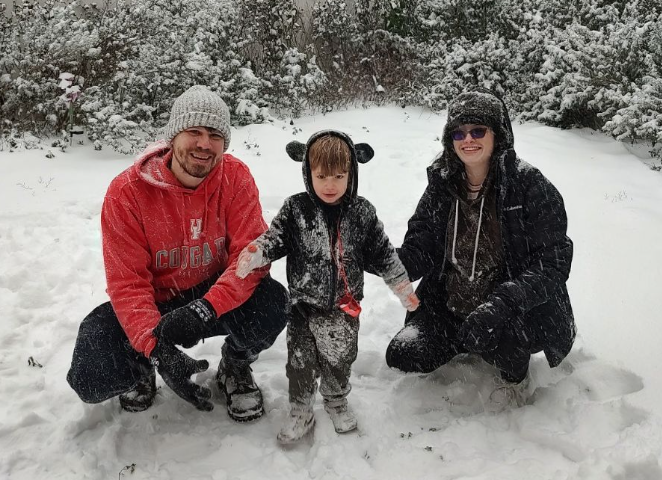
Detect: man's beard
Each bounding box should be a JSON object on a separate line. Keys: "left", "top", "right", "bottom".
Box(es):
{"left": 174, "top": 147, "right": 217, "bottom": 178}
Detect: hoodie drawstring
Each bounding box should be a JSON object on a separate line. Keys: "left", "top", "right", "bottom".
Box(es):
{"left": 203, "top": 183, "right": 209, "bottom": 238}
{"left": 450, "top": 196, "right": 486, "bottom": 283}
{"left": 451, "top": 199, "right": 459, "bottom": 265}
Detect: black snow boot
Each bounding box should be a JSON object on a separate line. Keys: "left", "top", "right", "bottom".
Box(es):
{"left": 217, "top": 359, "right": 264, "bottom": 422}
{"left": 119, "top": 369, "right": 157, "bottom": 412}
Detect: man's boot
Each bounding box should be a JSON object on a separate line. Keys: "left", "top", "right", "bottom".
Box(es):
{"left": 217, "top": 358, "right": 264, "bottom": 422}
{"left": 119, "top": 369, "right": 157, "bottom": 412}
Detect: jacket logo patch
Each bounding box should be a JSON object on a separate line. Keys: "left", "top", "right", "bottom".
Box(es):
{"left": 504, "top": 205, "right": 523, "bottom": 211}
{"left": 190, "top": 218, "right": 202, "bottom": 240}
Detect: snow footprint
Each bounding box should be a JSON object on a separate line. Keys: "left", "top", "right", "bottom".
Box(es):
{"left": 568, "top": 360, "right": 644, "bottom": 402}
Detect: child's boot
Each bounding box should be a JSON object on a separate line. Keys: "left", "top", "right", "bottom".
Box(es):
{"left": 277, "top": 406, "right": 315, "bottom": 444}
{"left": 324, "top": 399, "right": 357, "bottom": 433}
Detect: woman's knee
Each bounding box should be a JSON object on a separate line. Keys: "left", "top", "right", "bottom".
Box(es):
{"left": 385, "top": 325, "right": 432, "bottom": 373}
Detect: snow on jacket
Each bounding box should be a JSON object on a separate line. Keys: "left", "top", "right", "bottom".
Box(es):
{"left": 254, "top": 130, "right": 409, "bottom": 311}
{"left": 398, "top": 94, "right": 576, "bottom": 367}
{"left": 102, "top": 141, "right": 268, "bottom": 357}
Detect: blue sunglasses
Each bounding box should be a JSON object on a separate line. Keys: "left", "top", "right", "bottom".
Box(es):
{"left": 451, "top": 127, "right": 488, "bottom": 141}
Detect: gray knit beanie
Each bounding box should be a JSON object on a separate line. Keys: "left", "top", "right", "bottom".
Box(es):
{"left": 164, "top": 85, "right": 231, "bottom": 150}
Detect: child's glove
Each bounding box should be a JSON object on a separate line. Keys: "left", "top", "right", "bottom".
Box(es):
{"left": 236, "top": 243, "right": 266, "bottom": 279}
{"left": 392, "top": 281, "right": 420, "bottom": 312}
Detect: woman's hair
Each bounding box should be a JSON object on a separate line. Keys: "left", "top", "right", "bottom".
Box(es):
{"left": 308, "top": 135, "right": 351, "bottom": 176}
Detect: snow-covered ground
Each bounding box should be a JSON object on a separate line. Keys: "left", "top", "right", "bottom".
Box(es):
{"left": 1, "top": 107, "right": 661, "bottom": 479}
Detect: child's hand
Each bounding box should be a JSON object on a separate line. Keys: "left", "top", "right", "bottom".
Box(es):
{"left": 236, "top": 243, "right": 265, "bottom": 278}
{"left": 392, "top": 281, "right": 420, "bottom": 312}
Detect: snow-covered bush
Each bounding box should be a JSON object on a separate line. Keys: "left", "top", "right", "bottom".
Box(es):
{"left": 418, "top": 34, "right": 520, "bottom": 111}
{"left": 1, "top": 0, "right": 660, "bottom": 158}
{"left": 274, "top": 48, "right": 327, "bottom": 117}
{"left": 522, "top": 4, "right": 660, "bottom": 132}
{"left": 600, "top": 9, "right": 662, "bottom": 159}
{"left": 311, "top": 0, "right": 357, "bottom": 69}
{"left": 350, "top": 0, "right": 425, "bottom": 104}
{"left": 603, "top": 78, "right": 662, "bottom": 158}
{"left": 0, "top": 1, "right": 111, "bottom": 134}
{"left": 309, "top": 0, "right": 359, "bottom": 107}
{"left": 84, "top": 0, "right": 270, "bottom": 150}
{"left": 521, "top": 24, "right": 605, "bottom": 128}
{"left": 411, "top": 0, "right": 507, "bottom": 43}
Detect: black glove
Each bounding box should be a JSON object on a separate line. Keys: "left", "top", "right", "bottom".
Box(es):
{"left": 151, "top": 341, "right": 214, "bottom": 411}
{"left": 459, "top": 300, "right": 507, "bottom": 353}
{"left": 153, "top": 299, "right": 216, "bottom": 348}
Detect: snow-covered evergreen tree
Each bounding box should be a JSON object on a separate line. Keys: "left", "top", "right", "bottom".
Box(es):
{"left": 310, "top": 0, "right": 358, "bottom": 106}
{"left": 349, "top": 0, "right": 423, "bottom": 103}
{"left": 419, "top": 34, "right": 518, "bottom": 111}
{"left": 236, "top": 0, "right": 325, "bottom": 117}
{"left": 1, "top": 0, "right": 660, "bottom": 158}
{"left": 523, "top": 1, "right": 659, "bottom": 131}
{"left": 80, "top": 0, "right": 269, "bottom": 151}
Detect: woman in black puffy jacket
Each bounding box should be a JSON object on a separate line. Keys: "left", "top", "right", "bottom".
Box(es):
{"left": 386, "top": 90, "right": 576, "bottom": 411}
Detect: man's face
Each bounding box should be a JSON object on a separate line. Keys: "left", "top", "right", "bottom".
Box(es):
{"left": 171, "top": 127, "right": 225, "bottom": 187}
{"left": 311, "top": 166, "right": 349, "bottom": 205}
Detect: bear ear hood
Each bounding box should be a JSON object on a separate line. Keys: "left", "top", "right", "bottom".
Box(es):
{"left": 287, "top": 130, "right": 374, "bottom": 206}
{"left": 285, "top": 140, "right": 306, "bottom": 162}
{"left": 355, "top": 143, "right": 374, "bottom": 164}
{"left": 286, "top": 139, "right": 374, "bottom": 164}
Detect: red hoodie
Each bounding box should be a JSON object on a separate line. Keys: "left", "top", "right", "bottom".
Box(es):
{"left": 102, "top": 141, "right": 268, "bottom": 357}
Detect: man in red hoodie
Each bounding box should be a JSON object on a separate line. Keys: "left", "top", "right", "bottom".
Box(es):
{"left": 67, "top": 85, "right": 289, "bottom": 421}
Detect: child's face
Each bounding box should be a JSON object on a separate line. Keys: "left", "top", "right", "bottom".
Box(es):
{"left": 311, "top": 166, "right": 348, "bottom": 205}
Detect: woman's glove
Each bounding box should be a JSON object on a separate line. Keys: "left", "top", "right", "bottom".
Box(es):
{"left": 459, "top": 301, "right": 506, "bottom": 352}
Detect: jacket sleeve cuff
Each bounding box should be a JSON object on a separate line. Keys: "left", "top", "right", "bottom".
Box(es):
{"left": 202, "top": 293, "right": 223, "bottom": 317}
{"left": 143, "top": 336, "right": 158, "bottom": 358}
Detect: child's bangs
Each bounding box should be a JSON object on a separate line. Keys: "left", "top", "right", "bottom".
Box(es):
{"left": 309, "top": 136, "right": 351, "bottom": 176}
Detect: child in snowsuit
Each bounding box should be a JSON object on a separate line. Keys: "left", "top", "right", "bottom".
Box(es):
{"left": 236, "top": 131, "right": 419, "bottom": 443}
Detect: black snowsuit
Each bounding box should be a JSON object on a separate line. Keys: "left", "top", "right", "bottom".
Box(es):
{"left": 257, "top": 130, "right": 409, "bottom": 407}
{"left": 386, "top": 91, "right": 576, "bottom": 383}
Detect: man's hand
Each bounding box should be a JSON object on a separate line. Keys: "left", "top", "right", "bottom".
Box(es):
{"left": 153, "top": 299, "right": 216, "bottom": 348}
{"left": 391, "top": 281, "right": 420, "bottom": 312}
{"left": 460, "top": 301, "right": 506, "bottom": 353}
{"left": 151, "top": 341, "right": 213, "bottom": 411}
{"left": 236, "top": 243, "right": 266, "bottom": 279}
